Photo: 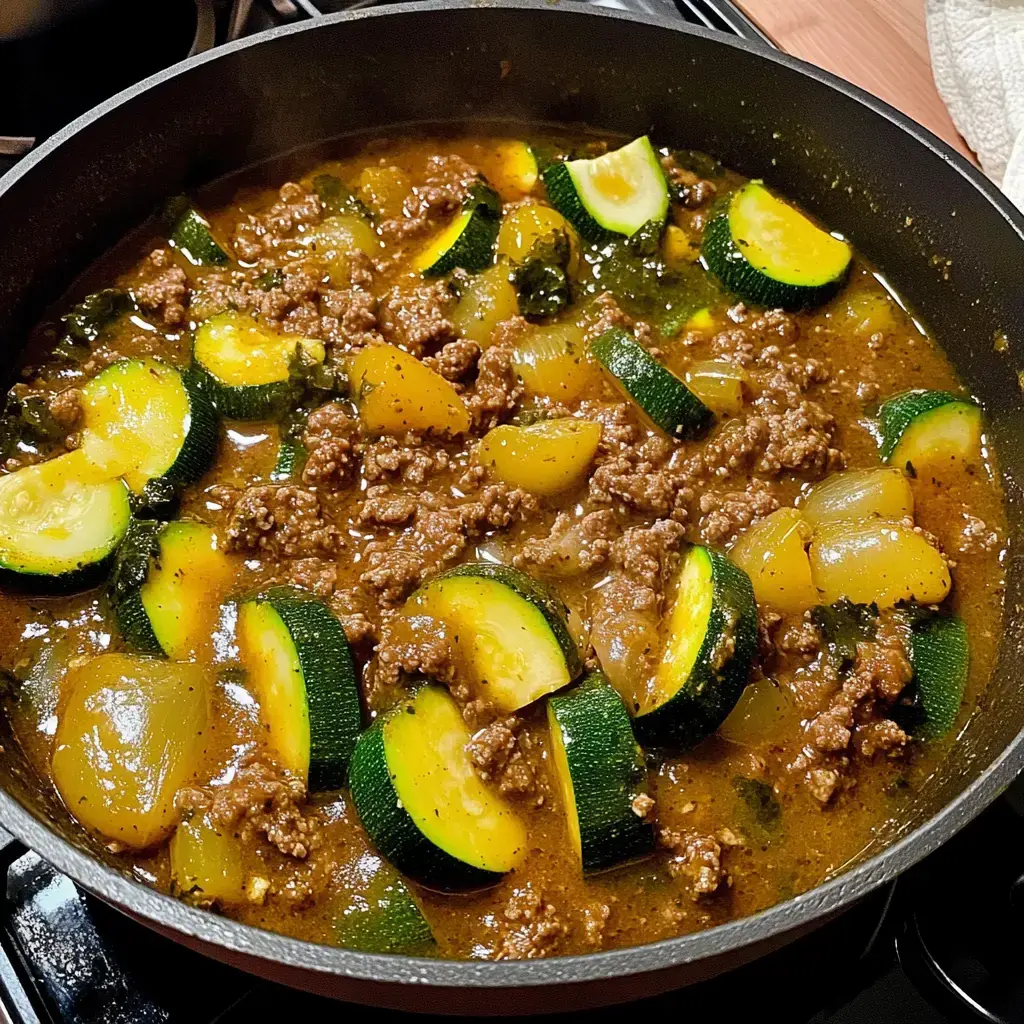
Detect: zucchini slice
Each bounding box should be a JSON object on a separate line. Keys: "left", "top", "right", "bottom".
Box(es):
{"left": 349, "top": 685, "right": 528, "bottom": 891}
{"left": 0, "top": 450, "right": 131, "bottom": 593}
{"left": 407, "top": 562, "right": 581, "bottom": 712}
{"left": 164, "top": 195, "right": 230, "bottom": 266}
{"left": 590, "top": 327, "right": 714, "bottom": 440}
{"left": 547, "top": 672, "right": 654, "bottom": 873}
{"left": 192, "top": 311, "right": 325, "bottom": 420}
{"left": 335, "top": 862, "right": 436, "bottom": 955}
{"left": 413, "top": 183, "right": 501, "bottom": 277}
{"left": 80, "top": 358, "right": 218, "bottom": 494}
{"left": 906, "top": 613, "right": 969, "bottom": 740}
{"left": 878, "top": 389, "right": 983, "bottom": 472}
{"left": 271, "top": 438, "right": 307, "bottom": 481}
{"left": 634, "top": 545, "right": 758, "bottom": 750}
{"left": 702, "top": 181, "right": 852, "bottom": 310}
{"left": 237, "top": 587, "right": 361, "bottom": 790}
{"left": 111, "top": 520, "right": 233, "bottom": 660}
{"left": 542, "top": 136, "right": 669, "bottom": 243}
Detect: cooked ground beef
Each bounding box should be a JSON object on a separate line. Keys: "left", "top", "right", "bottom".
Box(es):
{"left": 176, "top": 760, "right": 319, "bottom": 860}
{"left": 466, "top": 715, "right": 541, "bottom": 803}
{"left": 130, "top": 248, "right": 190, "bottom": 326}
{"left": 513, "top": 509, "right": 617, "bottom": 577}
{"left": 493, "top": 885, "right": 571, "bottom": 960}
{"left": 231, "top": 182, "right": 322, "bottom": 262}
{"left": 379, "top": 280, "right": 456, "bottom": 355}
{"left": 659, "top": 829, "right": 727, "bottom": 897}
{"left": 698, "top": 480, "right": 780, "bottom": 545}
{"left": 302, "top": 401, "right": 360, "bottom": 487}
{"left": 224, "top": 485, "right": 341, "bottom": 558}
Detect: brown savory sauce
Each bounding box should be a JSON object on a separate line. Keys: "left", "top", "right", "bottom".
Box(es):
{"left": 0, "top": 134, "right": 1006, "bottom": 960}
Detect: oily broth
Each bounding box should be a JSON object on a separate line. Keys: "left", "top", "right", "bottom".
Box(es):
{"left": 0, "top": 133, "right": 1007, "bottom": 958}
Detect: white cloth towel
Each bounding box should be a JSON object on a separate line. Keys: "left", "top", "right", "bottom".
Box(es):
{"left": 927, "top": 0, "right": 1024, "bottom": 208}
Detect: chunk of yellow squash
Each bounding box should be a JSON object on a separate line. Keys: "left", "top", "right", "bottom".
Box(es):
{"left": 349, "top": 344, "right": 470, "bottom": 436}
{"left": 52, "top": 655, "right": 210, "bottom": 849}
{"left": 171, "top": 813, "right": 245, "bottom": 904}
{"left": 477, "top": 418, "right": 601, "bottom": 495}
{"left": 511, "top": 323, "right": 603, "bottom": 402}
{"left": 729, "top": 507, "right": 817, "bottom": 614}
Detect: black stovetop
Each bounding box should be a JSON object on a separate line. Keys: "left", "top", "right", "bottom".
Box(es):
{"left": 1, "top": 1, "right": 1020, "bottom": 1021}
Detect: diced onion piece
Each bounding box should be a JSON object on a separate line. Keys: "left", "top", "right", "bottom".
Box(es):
{"left": 452, "top": 262, "right": 519, "bottom": 345}
{"left": 718, "top": 675, "right": 799, "bottom": 747}
{"left": 839, "top": 288, "right": 900, "bottom": 338}
{"left": 589, "top": 604, "right": 658, "bottom": 706}
{"left": 478, "top": 418, "right": 601, "bottom": 495}
{"left": 684, "top": 360, "right": 748, "bottom": 417}
{"left": 663, "top": 224, "right": 699, "bottom": 264}
{"left": 801, "top": 467, "right": 914, "bottom": 528}
{"left": 808, "top": 519, "right": 951, "bottom": 608}
{"left": 511, "top": 323, "right": 603, "bottom": 402}
{"left": 730, "top": 507, "right": 817, "bottom": 614}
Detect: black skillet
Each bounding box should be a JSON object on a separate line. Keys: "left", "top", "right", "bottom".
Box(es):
{"left": 0, "top": 0, "right": 1022, "bottom": 1013}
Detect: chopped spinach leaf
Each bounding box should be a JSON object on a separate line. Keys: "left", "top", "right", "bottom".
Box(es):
{"left": 512, "top": 230, "right": 572, "bottom": 321}
{"left": 60, "top": 288, "right": 135, "bottom": 346}
{"left": 626, "top": 219, "right": 664, "bottom": 258}
{"left": 733, "top": 776, "right": 781, "bottom": 832}
{"left": 465, "top": 181, "right": 501, "bottom": 219}
{"left": 0, "top": 389, "right": 65, "bottom": 459}
{"left": 810, "top": 598, "right": 878, "bottom": 672}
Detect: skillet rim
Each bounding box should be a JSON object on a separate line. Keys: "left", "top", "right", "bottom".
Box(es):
{"left": 1, "top": 0, "right": 1023, "bottom": 990}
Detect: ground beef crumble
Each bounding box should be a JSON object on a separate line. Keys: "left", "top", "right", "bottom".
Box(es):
{"left": 301, "top": 401, "right": 360, "bottom": 487}
{"left": 176, "top": 761, "right": 320, "bottom": 860}
{"left": 129, "top": 248, "right": 189, "bottom": 327}
{"left": 493, "top": 885, "right": 570, "bottom": 960}
{"left": 466, "top": 715, "right": 542, "bottom": 803}
{"left": 223, "top": 485, "right": 341, "bottom": 558}
{"left": 231, "top": 182, "right": 322, "bottom": 262}
{"left": 379, "top": 280, "right": 456, "bottom": 355}
{"left": 659, "top": 828, "right": 727, "bottom": 898}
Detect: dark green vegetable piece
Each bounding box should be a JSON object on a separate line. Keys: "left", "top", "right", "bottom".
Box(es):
{"left": 626, "top": 219, "right": 664, "bottom": 258}
{"left": 512, "top": 230, "right": 572, "bottom": 321}
{"left": 255, "top": 268, "right": 284, "bottom": 291}
{"left": 335, "top": 870, "right": 436, "bottom": 956}
{"left": 61, "top": 288, "right": 136, "bottom": 346}
{"left": 733, "top": 776, "right": 781, "bottom": 832}
{"left": 163, "top": 195, "right": 230, "bottom": 266}
{"left": 311, "top": 173, "right": 373, "bottom": 221}
{"left": 810, "top": 599, "right": 878, "bottom": 672}
{"left": 272, "top": 439, "right": 307, "bottom": 482}
{"left": 899, "top": 612, "right": 970, "bottom": 741}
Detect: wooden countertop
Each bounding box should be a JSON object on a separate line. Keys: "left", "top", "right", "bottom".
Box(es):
{"left": 733, "top": 0, "right": 973, "bottom": 161}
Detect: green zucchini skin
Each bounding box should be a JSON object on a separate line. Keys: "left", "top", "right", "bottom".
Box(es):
{"left": 701, "top": 199, "right": 848, "bottom": 311}
{"left": 542, "top": 162, "right": 611, "bottom": 245}
{"left": 436, "top": 561, "right": 582, "bottom": 679}
{"left": 907, "top": 614, "right": 969, "bottom": 740}
{"left": 191, "top": 363, "right": 299, "bottom": 422}
{"left": 109, "top": 518, "right": 165, "bottom": 655}
{"left": 877, "top": 389, "right": 981, "bottom": 463}
{"left": 634, "top": 546, "right": 758, "bottom": 750}
{"left": 160, "top": 366, "right": 219, "bottom": 487}
{"left": 0, "top": 549, "right": 121, "bottom": 597}
{"left": 0, "top": 457, "right": 132, "bottom": 595}
{"left": 164, "top": 196, "right": 230, "bottom": 266}
{"left": 271, "top": 439, "right": 307, "bottom": 481}
{"left": 589, "top": 327, "right": 714, "bottom": 440}
{"left": 349, "top": 711, "right": 503, "bottom": 893}
{"left": 258, "top": 587, "right": 362, "bottom": 790}
{"left": 334, "top": 870, "right": 436, "bottom": 955}
{"left": 419, "top": 183, "right": 501, "bottom": 277}
{"left": 548, "top": 672, "right": 654, "bottom": 873}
